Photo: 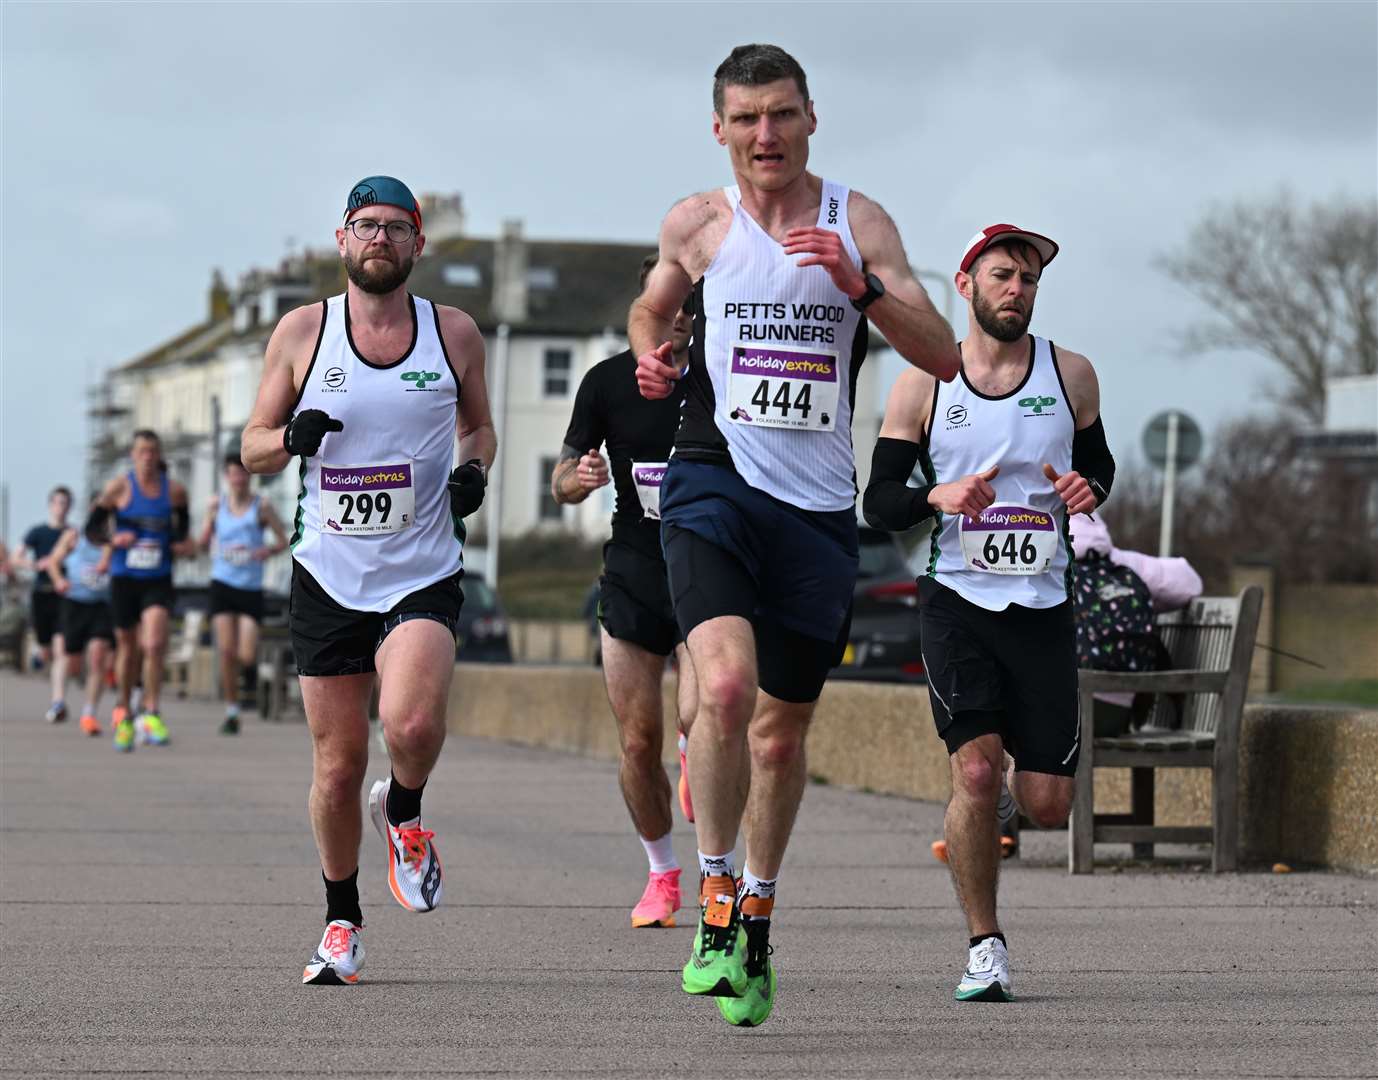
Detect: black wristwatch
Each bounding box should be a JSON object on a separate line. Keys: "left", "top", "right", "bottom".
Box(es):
{"left": 849, "top": 272, "right": 886, "bottom": 312}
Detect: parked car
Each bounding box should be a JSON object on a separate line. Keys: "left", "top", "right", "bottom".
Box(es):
{"left": 457, "top": 575, "right": 513, "bottom": 663}
{"left": 830, "top": 526, "right": 926, "bottom": 684}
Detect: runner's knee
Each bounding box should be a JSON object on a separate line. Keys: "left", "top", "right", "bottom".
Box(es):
{"left": 953, "top": 753, "right": 1001, "bottom": 805}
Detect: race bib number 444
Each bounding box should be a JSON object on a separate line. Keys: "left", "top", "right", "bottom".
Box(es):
{"left": 320, "top": 462, "right": 415, "bottom": 536}
{"left": 960, "top": 504, "right": 1059, "bottom": 575}
{"left": 728, "top": 345, "right": 839, "bottom": 432}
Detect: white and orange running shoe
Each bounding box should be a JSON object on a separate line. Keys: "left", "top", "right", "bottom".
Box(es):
{"left": 631, "top": 868, "right": 681, "bottom": 928}
{"left": 368, "top": 778, "right": 442, "bottom": 912}
{"left": 302, "top": 920, "right": 364, "bottom": 985}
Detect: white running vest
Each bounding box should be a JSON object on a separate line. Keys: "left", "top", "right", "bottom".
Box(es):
{"left": 290, "top": 293, "right": 463, "bottom": 611}
{"left": 693, "top": 180, "right": 867, "bottom": 511}
{"left": 922, "top": 336, "right": 1074, "bottom": 611}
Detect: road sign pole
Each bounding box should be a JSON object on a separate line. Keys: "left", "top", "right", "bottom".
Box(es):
{"left": 1158, "top": 410, "right": 1180, "bottom": 557}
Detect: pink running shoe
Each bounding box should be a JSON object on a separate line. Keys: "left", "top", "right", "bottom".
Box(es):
{"left": 678, "top": 736, "right": 694, "bottom": 823}
{"left": 630, "top": 868, "right": 681, "bottom": 928}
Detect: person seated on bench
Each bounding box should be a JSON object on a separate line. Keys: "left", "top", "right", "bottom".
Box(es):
{"left": 1069, "top": 514, "right": 1202, "bottom": 737}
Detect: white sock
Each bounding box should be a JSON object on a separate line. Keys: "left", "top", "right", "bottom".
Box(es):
{"left": 81, "top": 702, "right": 95, "bottom": 716}
{"left": 640, "top": 832, "right": 678, "bottom": 874}
{"left": 226, "top": 703, "right": 240, "bottom": 719}
{"left": 698, "top": 850, "right": 734, "bottom": 880}
{"left": 741, "top": 866, "right": 777, "bottom": 899}
{"left": 677, "top": 732, "right": 688, "bottom": 753}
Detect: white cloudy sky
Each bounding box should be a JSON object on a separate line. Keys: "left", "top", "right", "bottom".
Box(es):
{"left": 2, "top": 1, "right": 1374, "bottom": 543}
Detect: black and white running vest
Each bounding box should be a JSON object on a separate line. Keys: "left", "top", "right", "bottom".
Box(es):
{"left": 674, "top": 180, "right": 869, "bottom": 512}
{"left": 290, "top": 293, "right": 464, "bottom": 611}
{"left": 922, "top": 336, "right": 1075, "bottom": 611}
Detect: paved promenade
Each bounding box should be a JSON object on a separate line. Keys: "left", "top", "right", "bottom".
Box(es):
{"left": 1, "top": 670, "right": 1373, "bottom": 1079}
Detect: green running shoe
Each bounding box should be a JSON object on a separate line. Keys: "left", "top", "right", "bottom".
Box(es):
{"left": 716, "top": 917, "right": 776, "bottom": 1026}
{"left": 681, "top": 874, "right": 747, "bottom": 998}
{"left": 112, "top": 716, "right": 135, "bottom": 753}
{"left": 137, "top": 713, "right": 170, "bottom": 746}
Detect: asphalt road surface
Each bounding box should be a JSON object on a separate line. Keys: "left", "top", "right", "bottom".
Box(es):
{"left": 1, "top": 671, "right": 1373, "bottom": 1079}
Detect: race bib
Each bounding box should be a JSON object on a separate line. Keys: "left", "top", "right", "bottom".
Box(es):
{"left": 960, "top": 504, "right": 1058, "bottom": 575}
{"left": 219, "top": 544, "right": 253, "bottom": 567}
{"left": 631, "top": 462, "right": 667, "bottom": 521}
{"left": 79, "top": 565, "right": 109, "bottom": 591}
{"left": 320, "top": 462, "right": 415, "bottom": 536}
{"left": 727, "top": 345, "right": 839, "bottom": 432}
{"left": 126, "top": 540, "right": 165, "bottom": 572}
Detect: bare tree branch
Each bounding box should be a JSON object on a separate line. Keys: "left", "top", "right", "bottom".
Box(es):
{"left": 1156, "top": 192, "right": 1378, "bottom": 422}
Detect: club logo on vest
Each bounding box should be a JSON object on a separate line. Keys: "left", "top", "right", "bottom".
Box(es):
{"left": 945, "top": 404, "right": 970, "bottom": 429}
{"left": 1019, "top": 395, "right": 1057, "bottom": 417}
{"left": 322, "top": 367, "right": 348, "bottom": 392}
{"left": 401, "top": 371, "right": 442, "bottom": 392}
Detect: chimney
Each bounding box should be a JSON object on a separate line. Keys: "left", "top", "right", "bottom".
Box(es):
{"left": 419, "top": 192, "right": 465, "bottom": 242}
{"left": 492, "top": 218, "right": 528, "bottom": 324}
{"left": 208, "top": 269, "right": 231, "bottom": 322}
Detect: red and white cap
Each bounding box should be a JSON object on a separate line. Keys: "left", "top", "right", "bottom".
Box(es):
{"left": 959, "top": 224, "right": 1059, "bottom": 274}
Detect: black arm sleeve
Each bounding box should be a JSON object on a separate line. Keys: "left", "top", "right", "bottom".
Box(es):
{"left": 1072, "top": 416, "right": 1115, "bottom": 506}
{"left": 862, "top": 437, "right": 936, "bottom": 531}
{"left": 172, "top": 505, "right": 190, "bottom": 542}
{"left": 84, "top": 505, "right": 112, "bottom": 544}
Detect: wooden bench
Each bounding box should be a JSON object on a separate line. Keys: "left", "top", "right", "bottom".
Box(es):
{"left": 256, "top": 626, "right": 297, "bottom": 721}
{"left": 1069, "top": 586, "right": 1263, "bottom": 873}
{"left": 165, "top": 609, "right": 206, "bottom": 698}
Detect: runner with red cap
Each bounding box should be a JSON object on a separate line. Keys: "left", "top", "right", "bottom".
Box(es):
{"left": 863, "top": 223, "right": 1116, "bottom": 1002}
{"left": 241, "top": 175, "right": 497, "bottom": 985}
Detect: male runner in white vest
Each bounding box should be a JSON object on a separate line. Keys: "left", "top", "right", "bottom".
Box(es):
{"left": 242, "top": 176, "right": 496, "bottom": 986}
{"left": 863, "top": 225, "right": 1116, "bottom": 1001}
{"left": 632, "top": 44, "right": 960, "bottom": 1026}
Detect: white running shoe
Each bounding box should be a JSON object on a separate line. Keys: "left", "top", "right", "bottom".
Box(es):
{"left": 368, "top": 778, "right": 443, "bottom": 912}
{"left": 302, "top": 920, "right": 364, "bottom": 985}
{"left": 955, "top": 936, "right": 1013, "bottom": 1001}
{"left": 996, "top": 776, "right": 1017, "bottom": 825}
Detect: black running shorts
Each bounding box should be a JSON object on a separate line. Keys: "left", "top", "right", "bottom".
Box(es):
{"left": 60, "top": 598, "right": 114, "bottom": 652}
{"left": 210, "top": 580, "right": 264, "bottom": 622}
{"left": 109, "top": 576, "right": 175, "bottom": 631}
{"left": 918, "top": 576, "right": 1080, "bottom": 776}
{"left": 289, "top": 562, "right": 462, "bottom": 677}
{"left": 598, "top": 538, "right": 679, "bottom": 657}
{"left": 30, "top": 590, "right": 61, "bottom": 645}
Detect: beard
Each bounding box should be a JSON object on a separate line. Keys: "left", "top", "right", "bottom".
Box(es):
{"left": 972, "top": 282, "right": 1033, "bottom": 342}
{"left": 344, "top": 248, "right": 414, "bottom": 295}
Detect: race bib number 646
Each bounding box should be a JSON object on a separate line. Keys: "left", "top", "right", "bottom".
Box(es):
{"left": 960, "top": 504, "right": 1058, "bottom": 575}
{"left": 320, "top": 462, "right": 415, "bottom": 536}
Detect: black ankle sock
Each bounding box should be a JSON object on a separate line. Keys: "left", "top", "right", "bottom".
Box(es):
{"left": 324, "top": 869, "right": 362, "bottom": 926}
{"left": 970, "top": 932, "right": 1007, "bottom": 949}
{"left": 386, "top": 771, "right": 426, "bottom": 825}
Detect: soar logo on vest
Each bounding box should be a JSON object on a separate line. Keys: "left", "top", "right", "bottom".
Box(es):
{"left": 401, "top": 371, "right": 442, "bottom": 392}
{"left": 1019, "top": 395, "right": 1057, "bottom": 418}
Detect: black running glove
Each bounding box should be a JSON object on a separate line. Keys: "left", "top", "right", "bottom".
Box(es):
{"left": 283, "top": 410, "right": 343, "bottom": 457}
{"left": 447, "top": 460, "right": 487, "bottom": 518}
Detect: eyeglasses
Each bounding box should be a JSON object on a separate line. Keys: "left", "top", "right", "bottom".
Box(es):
{"left": 346, "top": 218, "right": 418, "bottom": 243}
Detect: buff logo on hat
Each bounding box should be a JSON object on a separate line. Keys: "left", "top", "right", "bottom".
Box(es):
{"left": 344, "top": 175, "right": 422, "bottom": 229}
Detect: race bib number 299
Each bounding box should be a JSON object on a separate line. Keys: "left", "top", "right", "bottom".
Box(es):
{"left": 320, "top": 462, "right": 415, "bottom": 536}
{"left": 728, "top": 345, "right": 840, "bottom": 432}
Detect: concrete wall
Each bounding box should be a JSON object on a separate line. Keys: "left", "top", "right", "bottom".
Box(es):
{"left": 445, "top": 665, "right": 1378, "bottom": 873}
